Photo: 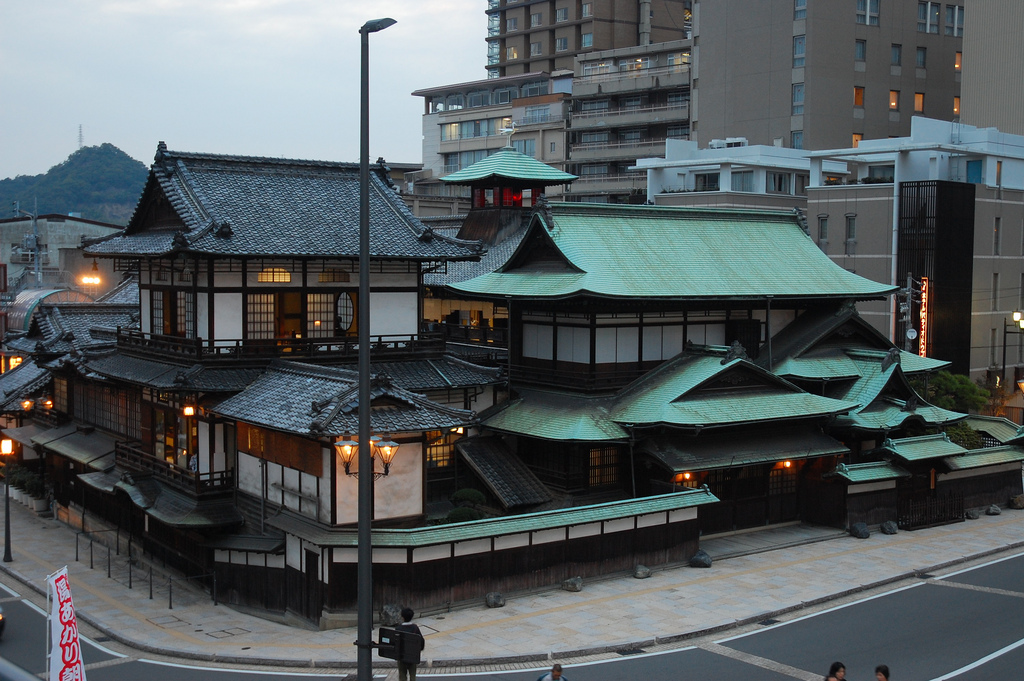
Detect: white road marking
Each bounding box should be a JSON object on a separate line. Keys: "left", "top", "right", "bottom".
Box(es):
{"left": 136, "top": 658, "right": 349, "bottom": 676}
{"left": 929, "top": 634, "right": 1024, "bottom": 680}
{"left": 716, "top": 582, "right": 925, "bottom": 643}
{"left": 937, "top": 550, "right": 1024, "bottom": 580}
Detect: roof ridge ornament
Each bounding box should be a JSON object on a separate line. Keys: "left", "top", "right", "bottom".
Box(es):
{"left": 880, "top": 347, "right": 901, "bottom": 372}
{"left": 721, "top": 340, "right": 749, "bottom": 365}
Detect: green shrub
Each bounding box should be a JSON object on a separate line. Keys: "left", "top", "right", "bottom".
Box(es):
{"left": 23, "top": 471, "right": 44, "bottom": 498}
{"left": 444, "top": 507, "right": 485, "bottom": 524}
{"left": 451, "top": 488, "right": 486, "bottom": 507}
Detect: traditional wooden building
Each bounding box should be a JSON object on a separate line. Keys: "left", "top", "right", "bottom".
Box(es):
{"left": 444, "top": 201, "right": 972, "bottom": 533}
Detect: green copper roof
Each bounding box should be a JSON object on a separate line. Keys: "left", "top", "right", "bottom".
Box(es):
{"left": 773, "top": 353, "right": 863, "bottom": 381}
{"left": 452, "top": 204, "right": 898, "bottom": 300}
{"left": 643, "top": 428, "right": 847, "bottom": 473}
{"left": 830, "top": 461, "right": 910, "bottom": 483}
{"left": 440, "top": 147, "right": 578, "bottom": 185}
{"left": 267, "top": 487, "right": 719, "bottom": 548}
{"left": 831, "top": 355, "right": 964, "bottom": 431}
{"left": 881, "top": 433, "right": 967, "bottom": 462}
{"left": 841, "top": 401, "right": 963, "bottom": 431}
{"left": 611, "top": 356, "right": 858, "bottom": 427}
{"left": 943, "top": 445, "right": 1024, "bottom": 471}
{"left": 964, "top": 415, "right": 1023, "bottom": 444}
{"left": 482, "top": 390, "right": 627, "bottom": 441}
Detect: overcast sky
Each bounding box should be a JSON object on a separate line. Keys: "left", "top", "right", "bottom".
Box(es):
{"left": 0, "top": 0, "right": 486, "bottom": 180}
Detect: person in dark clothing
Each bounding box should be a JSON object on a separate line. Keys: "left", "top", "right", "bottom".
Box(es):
{"left": 395, "top": 607, "right": 424, "bottom": 681}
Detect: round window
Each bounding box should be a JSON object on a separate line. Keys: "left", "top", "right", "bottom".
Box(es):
{"left": 336, "top": 293, "right": 354, "bottom": 332}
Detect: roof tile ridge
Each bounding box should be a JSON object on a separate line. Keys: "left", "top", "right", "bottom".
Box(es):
{"left": 163, "top": 148, "right": 359, "bottom": 171}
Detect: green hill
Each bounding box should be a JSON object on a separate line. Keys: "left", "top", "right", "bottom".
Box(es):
{"left": 0, "top": 144, "right": 148, "bottom": 225}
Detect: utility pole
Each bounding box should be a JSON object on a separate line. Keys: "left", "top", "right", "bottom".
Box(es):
{"left": 12, "top": 200, "right": 41, "bottom": 288}
{"left": 897, "top": 272, "right": 922, "bottom": 353}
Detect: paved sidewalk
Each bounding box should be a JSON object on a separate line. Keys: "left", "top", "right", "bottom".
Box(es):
{"left": 2, "top": 498, "right": 1024, "bottom": 671}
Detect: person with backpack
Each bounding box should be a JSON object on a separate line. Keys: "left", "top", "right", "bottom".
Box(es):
{"left": 395, "top": 607, "right": 425, "bottom": 681}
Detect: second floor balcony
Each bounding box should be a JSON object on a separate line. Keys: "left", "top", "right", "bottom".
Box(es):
{"left": 115, "top": 440, "right": 234, "bottom": 496}
{"left": 117, "top": 329, "right": 446, "bottom": 365}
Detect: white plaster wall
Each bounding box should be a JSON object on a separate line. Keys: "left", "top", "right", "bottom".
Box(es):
{"left": 319, "top": 447, "right": 332, "bottom": 521}
{"left": 370, "top": 292, "right": 419, "bottom": 336}
{"left": 214, "top": 292, "right": 243, "bottom": 341}
{"left": 282, "top": 467, "right": 300, "bottom": 512}
{"left": 196, "top": 293, "right": 210, "bottom": 339}
{"left": 237, "top": 451, "right": 264, "bottom": 498}
{"left": 213, "top": 424, "right": 226, "bottom": 472}
{"left": 140, "top": 292, "right": 152, "bottom": 334}
{"left": 197, "top": 421, "right": 211, "bottom": 473}
{"left": 335, "top": 441, "right": 424, "bottom": 524}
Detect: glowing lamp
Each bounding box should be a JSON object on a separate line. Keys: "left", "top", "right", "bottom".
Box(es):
{"left": 374, "top": 437, "right": 400, "bottom": 474}
{"left": 20, "top": 400, "right": 33, "bottom": 411}
{"left": 1, "top": 440, "right": 12, "bottom": 456}
{"left": 182, "top": 405, "right": 196, "bottom": 417}
{"left": 783, "top": 460, "right": 792, "bottom": 468}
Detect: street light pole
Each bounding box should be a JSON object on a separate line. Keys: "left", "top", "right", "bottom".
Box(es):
{"left": 2, "top": 439, "right": 13, "bottom": 562}
{"left": 357, "top": 16, "right": 396, "bottom": 681}
{"left": 1001, "top": 311, "right": 1024, "bottom": 388}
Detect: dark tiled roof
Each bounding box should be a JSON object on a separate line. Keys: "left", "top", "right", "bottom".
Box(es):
{"left": 0, "top": 361, "right": 50, "bottom": 412}
{"left": 84, "top": 351, "right": 262, "bottom": 391}
{"left": 5, "top": 303, "right": 139, "bottom": 355}
{"left": 371, "top": 356, "right": 501, "bottom": 390}
{"left": 456, "top": 436, "right": 552, "bottom": 509}
{"left": 425, "top": 222, "right": 528, "bottom": 287}
{"left": 96, "top": 274, "right": 140, "bottom": 305}
{"left": 86, "top": 144, "right": 483, "bottom": 261}
{"left": 211, "top": 360, "right": 475, "bottom": 438}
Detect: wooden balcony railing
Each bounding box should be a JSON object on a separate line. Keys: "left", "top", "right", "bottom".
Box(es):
{"left": 115, "top": 441, "right": 234, "bottom": 495}
{"left": 117, "top": 329, "right": 445, "bottom": 363}
{"left": 441, "top": 323, "right": 508, "bottom": 347}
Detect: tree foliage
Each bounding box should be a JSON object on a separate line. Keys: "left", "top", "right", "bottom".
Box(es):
{"left": 0, "top": 144, "right": 148, "bottom": 225}
{"left": 944, "top": 422, "right": 984, "bottom": 450}
{"left": 910, "top": 371, "right": 989, "bottom": 413}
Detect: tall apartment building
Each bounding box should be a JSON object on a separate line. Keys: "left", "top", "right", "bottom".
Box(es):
{"left": 693, "top": 0, "right": 965, "bottom": 150}
{"left": 416, "top": 1, "right": 966, "bottom": 204}
{"left": 486, "top": 0, "right": 693, "bottom": 78}
{"left": 410, "top": 72, "right": 573, "bottom": 199}
{"left": 961, "top": 0, "right": 1024, "bottom": 135}
{"left": 567, "top": 40, "right": 692, "bottom": 202}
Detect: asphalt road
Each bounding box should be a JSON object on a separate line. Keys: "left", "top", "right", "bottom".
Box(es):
{"left": 2, "top": 553, "right": 1024, "bottom": 680}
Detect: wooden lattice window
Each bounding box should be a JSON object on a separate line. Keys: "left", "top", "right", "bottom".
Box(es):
{"left": 589, "top": 446, "right": 619, "bottom": 487}
{"left": 307, "top": 293, "right": 335, "bottom": 338}
{"left": 246, "top": 294, "right": 275, "bottom": 339}
{"left": 257, "top": 267, "right": 291, "bottom": 283}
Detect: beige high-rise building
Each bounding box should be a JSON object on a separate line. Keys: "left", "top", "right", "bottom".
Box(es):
{"left": 692, "top": 0, "right": 965, "bottom": 150}
{"left": 486, "top": 0, "right": 693, "bottom": 78}
{"left": 960, "top": 0, "right": 1024, "bottom": 135}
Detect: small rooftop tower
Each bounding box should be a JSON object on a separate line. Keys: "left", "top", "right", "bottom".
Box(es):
{"left": 441, "top": 145, "right": 577, "bottom": 246}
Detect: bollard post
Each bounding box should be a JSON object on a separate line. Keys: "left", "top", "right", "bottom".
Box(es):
{"left": 75, "top": 534, "right": 79, "bottom": 563}
{"left": 213, "top": 573, "right": 217, "bottom": 606}
{"left": 116, "top": 527, "right": 120, "bottom": 556}
{"left": 149, "top": 566, "right": 153, "bottom": 600}
{"left": 89, "top": 540, "right": 94, "bottom": 570}
{"left": 128, "top": 556, "right": 132, "bottom": 590}
{"left": 168, "top": 578, "right": 173, "bottom": 610}
{"left": 107, "top": 546, "right": 111, "bottom": 578}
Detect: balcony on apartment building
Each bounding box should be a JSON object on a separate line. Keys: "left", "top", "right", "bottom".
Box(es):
{"left": 568, "top": 171, "right": 648, "bottom": 195}
{"left": 572, "top": 101, "right": 690, "bottom": 130}
{"left": 570, "top": 138, "right": 667, "bottom": 162}
{"left": 573, "top": 63, "right": 691, "bottom": 97}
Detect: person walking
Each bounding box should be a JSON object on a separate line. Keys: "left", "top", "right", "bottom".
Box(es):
{"left": 825, "top": 661, "right": 846, "bottom": 681}
{"left": 875, "top": 664, "right": 890, "bottom": 680}
{"left": 395, "top": 607, "right": 424, "bottom": 681}
{"left": 537, "top": 663, "right": 567, "bottom": 681}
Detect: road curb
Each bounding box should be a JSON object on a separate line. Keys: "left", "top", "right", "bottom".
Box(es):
{"left": 3, "top": 533, "right": 1024, "bottom": 669}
